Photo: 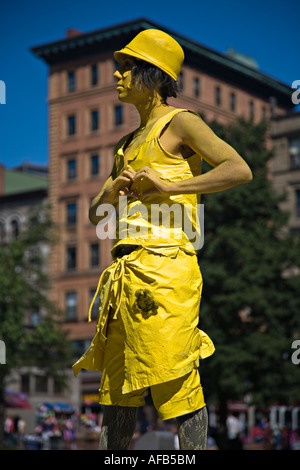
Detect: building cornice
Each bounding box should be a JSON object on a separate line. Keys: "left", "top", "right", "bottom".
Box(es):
{"left": 31, "top": 17, "right": 293, "bottom": 109}
{"left": 0, "top": 188, "right": 47, "bottom": 203}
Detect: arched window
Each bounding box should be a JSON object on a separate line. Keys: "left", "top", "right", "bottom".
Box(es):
{"left": 11, "top": 219, "right": 20, "bottom": 239}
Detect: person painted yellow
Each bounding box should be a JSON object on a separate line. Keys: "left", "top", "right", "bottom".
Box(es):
{"left": 73, "top": 29, "right": 252, "bottom": 449}
{"left": 73, "top": 109, "right": 216, "bottom": 400}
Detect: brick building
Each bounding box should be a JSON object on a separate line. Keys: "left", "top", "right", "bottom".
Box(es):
{"left": 0, "top": 163, "right": 80, "bottom": 432}
{"left": 32, "top": 18, "right": 294, "bottom": 404}
{"left": 270, "top": 111, "right": 300, "bottom": 233}
{"left": 0, "top": 163, "right": 48, "bottom": 246}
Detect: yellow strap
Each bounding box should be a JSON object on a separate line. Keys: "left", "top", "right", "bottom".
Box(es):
{"left": 88, "top": 265, "right": 110, "bottom": 322}
{"left": 146, "top": 108, "right": 190, "bottom": 141}
{"left": 111, "top": 257, "right": 125, "bottom": 317}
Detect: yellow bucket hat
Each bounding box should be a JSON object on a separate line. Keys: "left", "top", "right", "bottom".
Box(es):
{"left": 114, "top": 29, "right": 184, "bottom": 81}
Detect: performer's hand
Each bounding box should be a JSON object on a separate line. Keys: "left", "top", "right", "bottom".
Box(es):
{"left": 111, "top": 168, "right": 139, "bottom": 199}
{"left": 132, "top": 166, "right": 173, "bottom": 197}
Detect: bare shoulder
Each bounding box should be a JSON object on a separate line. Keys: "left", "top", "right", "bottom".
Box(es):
{"left": 169, "top": 110, "right": 210, "bottom": 137}
{"left": 168, "top": 109, "right": 227, "bottom": 159}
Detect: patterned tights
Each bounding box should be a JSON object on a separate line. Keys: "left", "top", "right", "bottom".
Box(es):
{"left": 99, "top": 405, "right": 208, "bottom": 450}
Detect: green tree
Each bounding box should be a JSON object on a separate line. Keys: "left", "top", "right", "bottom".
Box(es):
{"left": 0, "top": 203, "right": 73, "bottom": 446}
{"left": 198, "top": 118, "right": 300, "bottom": 441}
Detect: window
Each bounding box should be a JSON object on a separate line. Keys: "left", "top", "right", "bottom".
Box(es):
{"left": 290, "top": 138, "right": 300, "bottom": 170}
{"left": 66, "top": 246, "right": 76, "bottom": 270}
{"left": 90, "top": 243, "right": 99, "bottom": 267}
{"left": 261, "top": 106, "right": 267, "bottom": 121}
{"left": 66, "top": 291, "right": 77, "bottom": 320}
{"left": 35, "top": 375, "right": 48, "bottom": 393}
{"left": 31, "top": 312, "right": 41, "bottom": 327}
{"left": 91, "top": 110, "right": 99, "bottom": 131}
{"left": 114, "top": 105, "right": 123, "bottom": 126}
{"left": 89, "top": 289, "right": 99, "bottom": 320}
{"left": 67, "top": 202, "right": 77, "bottom": 226}
{"left": 91, "top": 154, "right": 99, "bottom": 175}
{"left": 215, "top": 86, "right": 221, "bottom": 106}
{"left": 68, "top": 71, "right": 76, "bottom": 92}
{"left": 11, "top": 219, "right": 20, "bottom": 239}
{"left": 67, "top": 115, "right": 76, "bottom": 135}
{"left": 193, "top": 78, "right": 200, "bottom": 98}
{"left": 91, "top": 64, "right": 98, "bottom": 86}
{"left": 249, "top": 100, "right": 254, "bottom": 119}
{"left": 178, "top": 72, "right": 184, "bottom": 92}
{"left": 67, "top": 159, "right": 77, "bottom": 180}
{"left": 0, "top": 220, "right": 5, "bottom": 243}
{"left": 54, "top": 377, "right": 64, "bottom": 394}
{"left": 296, "top": 189, "right": 300, "bottom": 218}
{"left": 230, "top": 92, "right": 236, "bottom": 112}
{"left": 72, "top": 339, "right": 93, "bottom": 358}
{"left": 21, "top": 374, "right": 30, "bottom": 393}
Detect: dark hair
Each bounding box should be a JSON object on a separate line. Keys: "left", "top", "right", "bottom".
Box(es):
{"left": 131, "top": 58, "right": 179, "bottom": 103}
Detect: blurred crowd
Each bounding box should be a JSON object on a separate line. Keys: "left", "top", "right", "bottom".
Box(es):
{"left": 222, "top": 412, "right": 300, "bottom": 450}
{"left": 3, "top": 406, "right": 300, "bottom": 450}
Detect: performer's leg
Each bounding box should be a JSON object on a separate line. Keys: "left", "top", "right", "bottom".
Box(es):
{"left": 176, "top": 406, "right": 208, "bottom": 450}
{"left": 99, "top": 405, "right": 137, "bottom": 450}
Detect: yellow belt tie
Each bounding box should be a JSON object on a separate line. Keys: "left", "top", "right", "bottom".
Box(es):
{"left": 88, "top": 249, "right": 142, "bottom": 322}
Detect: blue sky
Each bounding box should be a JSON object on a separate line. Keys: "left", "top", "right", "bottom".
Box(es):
{"left": 0, "top": 0, "right": 299, "bottom": 168}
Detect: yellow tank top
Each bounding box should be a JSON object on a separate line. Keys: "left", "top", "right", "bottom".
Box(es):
{"left": 110, "top": 108, "right": 203, "bottom": 255}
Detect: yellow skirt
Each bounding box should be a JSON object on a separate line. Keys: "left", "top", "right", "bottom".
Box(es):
{"left": 72, "top": 246, "right": 214, "bottom": 395}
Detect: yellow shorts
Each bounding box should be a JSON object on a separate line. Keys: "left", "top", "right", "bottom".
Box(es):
{"left": 98, "top": 313, "right": 206, "bottom": 420}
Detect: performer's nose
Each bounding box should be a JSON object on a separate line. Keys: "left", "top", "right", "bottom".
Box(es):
{"left": 113, "top": 70, "right": 122, "bottom": 79}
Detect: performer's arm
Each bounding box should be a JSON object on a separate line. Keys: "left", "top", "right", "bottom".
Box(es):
{"left": 133, "top": 112, "right": 252, "bottom": 196}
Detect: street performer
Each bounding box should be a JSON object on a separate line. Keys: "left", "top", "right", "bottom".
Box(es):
{"left": 73, "top": 28, "right": 252, "bottom": 450}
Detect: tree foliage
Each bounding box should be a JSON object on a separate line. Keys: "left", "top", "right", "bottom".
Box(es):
{"left": 0, "top": 203, "right": 73, "bottom": 444}
{"left": 198, "top": 118, "right": 300, "bottom": 418}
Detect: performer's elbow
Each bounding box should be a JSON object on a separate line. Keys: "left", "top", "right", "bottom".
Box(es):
{"left": 241, "top": 164, "right": 253, "bottom": 184}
